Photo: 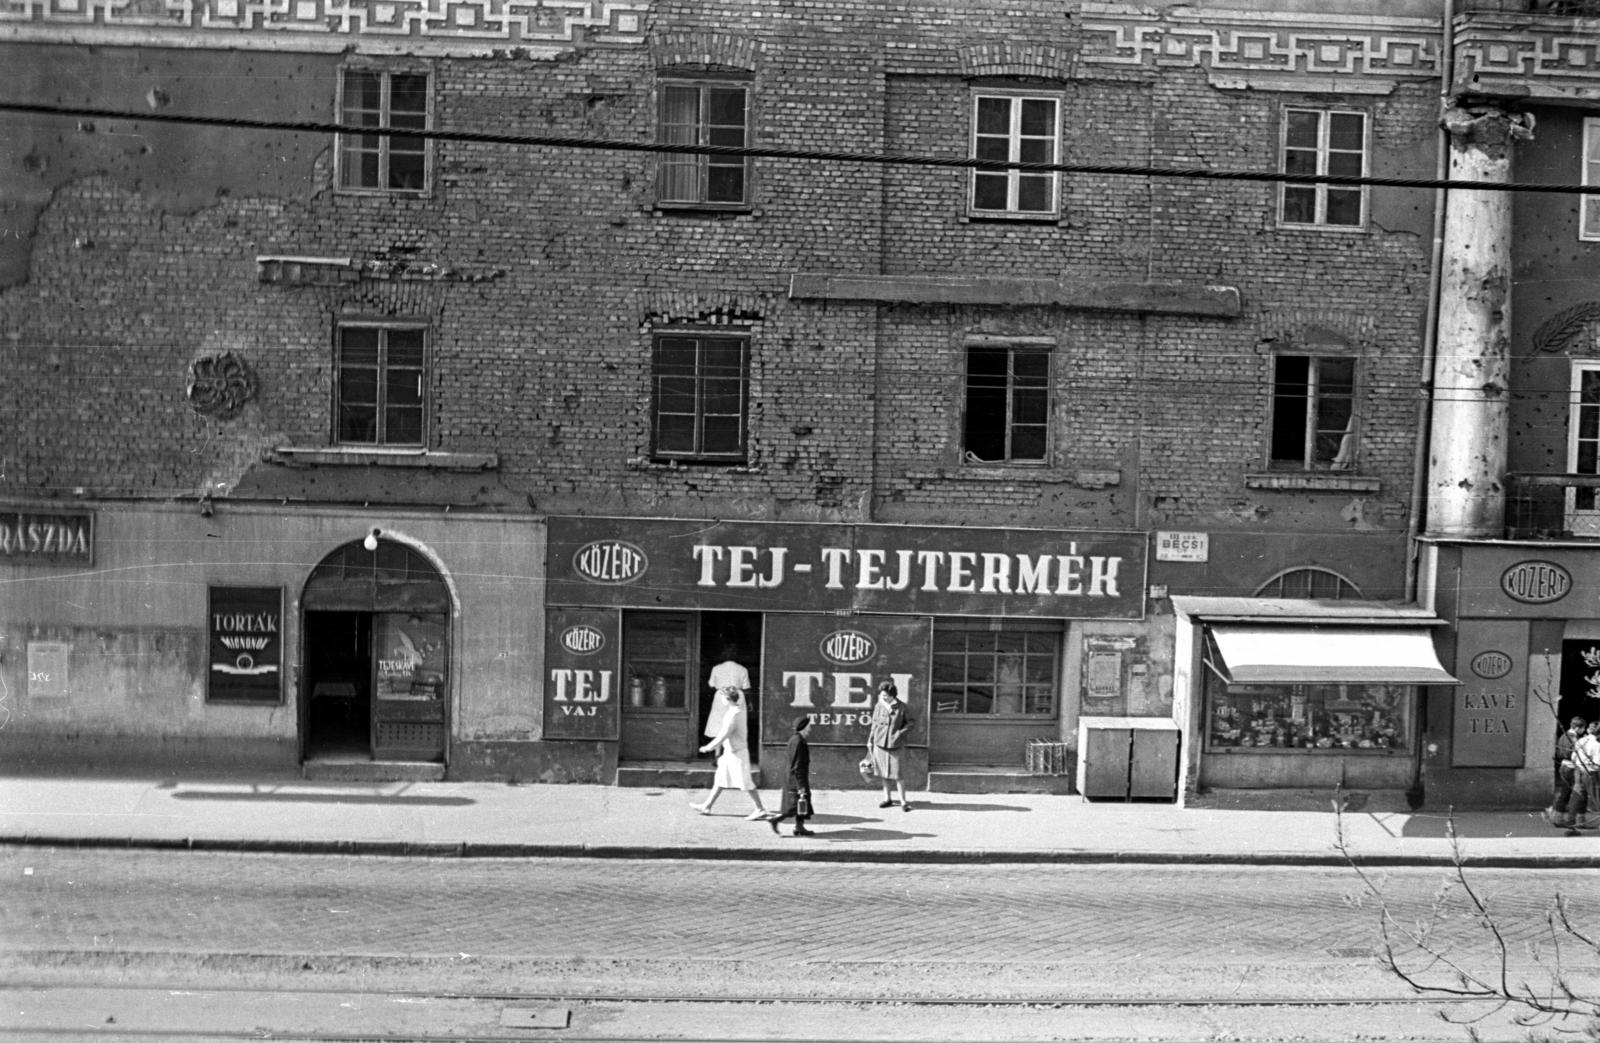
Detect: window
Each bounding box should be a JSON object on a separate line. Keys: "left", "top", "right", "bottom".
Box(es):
{"left": 931, "top": 622, "right": 1060, "bottom": 716}
{"left": 1279, "top": 108, "right": 1366, "bottom": 228}
{"left": 1205, "top": 677, "right": 1412, "bottom": 753}
{"left": 963, "top": 344, "right": 1050, "bottom": 464}
{"left": 1255, "top": 567, "right": 1362, "bottom": 599}
{"left": 651, "top": 333, "right": 749, "bottom": 462}
{"left": 970, "top": 93, "right": 1059, "bottom": 217}
{"left": 657, "top": 80, "right": 750, "bottom": 207}
{"left": 337, "top": 68, "right": 429, "bottom": 193}
{"left": 335, "top": 324, "right": 426, "bottom": 447}
{"left": 1269, "top": 354, "right": 1355, "bottom": 471}
{"left": 1567, "top": 361, "right": 1600, "bottom": 533}
{"left": 1583, "top": 119, "right": 1600, "bottom": 242}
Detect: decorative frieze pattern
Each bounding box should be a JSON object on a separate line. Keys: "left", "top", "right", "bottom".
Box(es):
{"left": 1079, "top": 3, "right": 1439, "bottom": 80}
{"left": 0, "top": 0, "right": 648, "bottom": 51}
{"left": 1456, "top": 23, "right": 1600, "bottom": 90}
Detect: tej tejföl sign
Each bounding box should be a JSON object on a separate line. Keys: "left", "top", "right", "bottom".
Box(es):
{"left": 760, "top": 614, "right": 932, "bottom": 748}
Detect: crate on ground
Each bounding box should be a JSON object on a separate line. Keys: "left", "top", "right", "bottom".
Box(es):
{"left": 1026, "top": 739, "right": 1071, "bottom": 776}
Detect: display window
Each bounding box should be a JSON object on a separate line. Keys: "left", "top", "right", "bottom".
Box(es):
{"left": 1204, "top": 674, "right": 1411, "bottom": 753}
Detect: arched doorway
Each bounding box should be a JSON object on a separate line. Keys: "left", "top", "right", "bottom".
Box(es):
{"left": 301, "top": 538, "right": 451, "bottom": 764}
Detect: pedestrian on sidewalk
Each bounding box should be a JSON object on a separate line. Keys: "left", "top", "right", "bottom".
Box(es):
{"left": 867, "top": 680, "right": 912, "bottom": 812}
{"left": 693, "top": 687, "right": 772, "bottom": 821}
{"left": 769, "top": 716, "right": 814, "bottom": 838}
{"left": 1547, "top": 716, "right": 1585, "bottom": 827}
{"left": 1568, "top": 720, "right": 1600, "bottom": 830}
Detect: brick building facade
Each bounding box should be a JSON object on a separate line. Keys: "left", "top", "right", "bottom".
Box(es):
{"left": 4, "top": 0, "right": 1570, "bottom": 807}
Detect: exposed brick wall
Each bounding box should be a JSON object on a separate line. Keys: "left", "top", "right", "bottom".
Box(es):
{"left": 1, "top": 0, "right": 1436, "bottom": 562}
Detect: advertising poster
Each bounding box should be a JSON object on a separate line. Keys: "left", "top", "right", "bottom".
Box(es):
{"left": 207, "top": 586, "right": 283, "bottom": 704}
{"left": 761, "top": 614, "right": 931, "bottom": 747}
{"left": 543, "top": 607, "right": 621, "bottom": 741}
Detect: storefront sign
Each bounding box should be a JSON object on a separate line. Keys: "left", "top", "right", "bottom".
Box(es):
{"left": 0, "top": 509, "right": 92, "bottom": 566}
{"left": 761, "top": 614, "right": 931, "bottom": 747}
{"left": 1500, "top": 560, "right": 1571, "bottom": 605}
{"left": 543, "top": 607, "right": 621, "bottom": 741}
{"left": 1155, "top": 531, "right": 1209, "bottom": 563}
{"left": 548, "top": 518, "right": 1147, "bottom": 620}
{"left": 1451, "top": 619, "right": 1529, "bottom": 768}
{"left": 207, "top": 586, "right": 282, "bottom": 704}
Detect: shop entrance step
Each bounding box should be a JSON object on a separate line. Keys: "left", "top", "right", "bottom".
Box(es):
{"left": 615, "top": 760, "right": 762, "bottom": 788}
{"left": 926, "top": 766, "right": 1076, "bottom": 795}
{"left": 301, "top": 757, "right": 445, "bottom": 782}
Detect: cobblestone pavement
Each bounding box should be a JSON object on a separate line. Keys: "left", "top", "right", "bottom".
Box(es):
{"left": 6, "top": 848, "right": 1600, "bottom": 1002}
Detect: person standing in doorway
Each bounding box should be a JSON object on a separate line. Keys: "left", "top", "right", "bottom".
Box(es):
{"left": 692, "top": 687, "right": 771, "bottom": 821}
{"left": 703, "top": 645, "right": 750, "bottom": 745}
{"left": 867, "top": 680, "right": 912, "bottom": 812}
{"left": 769, "top": 716, "right": 814, "bottom": 838}
{"left": 1569, "top": 720, "right": 1600, "bottom": 831}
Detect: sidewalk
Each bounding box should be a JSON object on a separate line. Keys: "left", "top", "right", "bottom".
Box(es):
{"left": 0, "top": 774, "right": 1595, "bottom": 867}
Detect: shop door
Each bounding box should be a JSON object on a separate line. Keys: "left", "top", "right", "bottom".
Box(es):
{"left": 698, "top": 611, "right": 764, "bottom": 762}
{"left": 301, "top": 539, "right": 452, "bottom": 764}
{"left": 304, "top": 611, "right": 372, "bottom": 759}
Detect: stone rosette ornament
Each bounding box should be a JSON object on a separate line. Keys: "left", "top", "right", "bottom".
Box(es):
{"left": 186, "top": 352, "right": 257, "bottom": 421}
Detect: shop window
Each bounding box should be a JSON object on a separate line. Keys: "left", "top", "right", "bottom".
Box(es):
{"left": 622, "top": 612, "right": 692, "bottom": 709}
{"left": 931, "top": 621, "right": 1060, "bottom": 716}
{"left": 1567, "top": 361, "right": 1600, "bottom": 534}
{"left": 1279, "top": 108, "right": 1366, "bottom": 229}
{"left": 1269, "top": 354, "right": 1355, "bottom": 471}
{"left": 335, "top": 323, "right": 427, "bottom": 448}
{"left": 337, "top": 67, "right": 430, "bottom": 193}
{"left": 970, "top": 92, "right": 1059, "bottom": 218}
{"left": 657, "top": 79, "right": 750, "bottom": 208}
{"left": 963, "top": 344, "right": 1050, "bottom": 464}
{"left": 651, "top": 332, "right": 749, "bottom": 462}
{"left": 1583, "top": 118, "right": 1600, "bottom": 242}
{"left": 1255, "top": 567, "right": 1362, "bottom": 600}
{"left": 1205, "top": 674, "right": 1412, "bottom": 753}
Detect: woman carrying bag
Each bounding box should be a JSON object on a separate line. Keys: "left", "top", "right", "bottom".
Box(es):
{"left": 866, "top": 680, "right": 912, "bottom": 811}
{"left": 769, "top": 716, "right": 815, "bottom": 837}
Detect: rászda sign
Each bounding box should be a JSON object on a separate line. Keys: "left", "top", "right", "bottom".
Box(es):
{"left": 0, "top": 509, "right": 92, "bottom": 566}
{"left": 548, "top": 518, "right": 1147, "bottom": 620}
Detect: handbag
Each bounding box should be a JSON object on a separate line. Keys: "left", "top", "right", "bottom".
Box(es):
{"left": 797, "top": 790, "right": 812, "bottom": 817}
{"left": 858, "top": 753, "right": 877, "bottom": 780}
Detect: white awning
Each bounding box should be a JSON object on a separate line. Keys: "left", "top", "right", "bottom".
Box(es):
{"left": 1206, "top": 626, "right": 1460, "bottom": 686}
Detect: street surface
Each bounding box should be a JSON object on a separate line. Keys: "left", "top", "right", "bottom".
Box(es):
{"left": 4, "top": 848, "right": 1600, "bottom": 1040}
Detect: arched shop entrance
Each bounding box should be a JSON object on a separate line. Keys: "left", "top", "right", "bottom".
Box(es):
{"left": 301, "top": 538, "right": 452, "bottom": 765}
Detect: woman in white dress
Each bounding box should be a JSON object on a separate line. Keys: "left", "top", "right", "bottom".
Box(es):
{"left": 692, "top": 687, "right": 771, "bottom": 821}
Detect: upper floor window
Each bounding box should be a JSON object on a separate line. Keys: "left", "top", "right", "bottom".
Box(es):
{"left": 337, "top": 68, "right": 430, "bottom": 194}
{"left": 1567, "top": 361, "right": 1600, "bottom": 534}
{"left": 657, "top": 80, "right": 750, "bottom": 208}
{"left": 335, "top": 323, "right": 427, "bottom": 447}
{"left": 1255, "top": 567, "right": 1362, "bottom": 599}
{"left": 1269, "top": 354, "right": 1356, "bottom": 471}
{"left": 970, "top": 93, "right": 1059, "bottom": 218}
{"left": 651, "top": 332, "right": 749, "bottom": 462}
{"left": 963, "top": 343, "right": 1050, "bottom": 464}
{"left": 1279, "top": 108, "right": 1366, "bottom": 228}
{"left": 1583, "top": 119, "right": 1600, "bottom": 242}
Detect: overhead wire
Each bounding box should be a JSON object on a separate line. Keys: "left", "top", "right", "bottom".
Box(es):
{"left": 4, "top": 99, "right": 1600, "bottom": 196}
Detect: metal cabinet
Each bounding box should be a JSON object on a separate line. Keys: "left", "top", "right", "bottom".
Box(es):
{"left": 1077, "top": 716, "right": 1181, "bottom": 802}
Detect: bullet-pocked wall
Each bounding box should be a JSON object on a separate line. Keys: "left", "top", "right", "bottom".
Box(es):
{"left": 0, "top": 502, "right": 550, "bottom": 778}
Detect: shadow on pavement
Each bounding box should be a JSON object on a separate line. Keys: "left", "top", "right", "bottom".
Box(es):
{"left": 172, "top": 790, "right": 476, "bottom": 806}
{"left": 1395, "top": 809, "right": 1571, "bottom": 839}
{"left": 905, "top": 802, "right": 1031, "bottom": 813}
{"left": 810, "top": 827, "right": 940, "bottom": 842}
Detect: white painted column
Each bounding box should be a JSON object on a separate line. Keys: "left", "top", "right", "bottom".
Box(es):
{"left": 1425, "top": 106, "right": 1534, "bottom": 539}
